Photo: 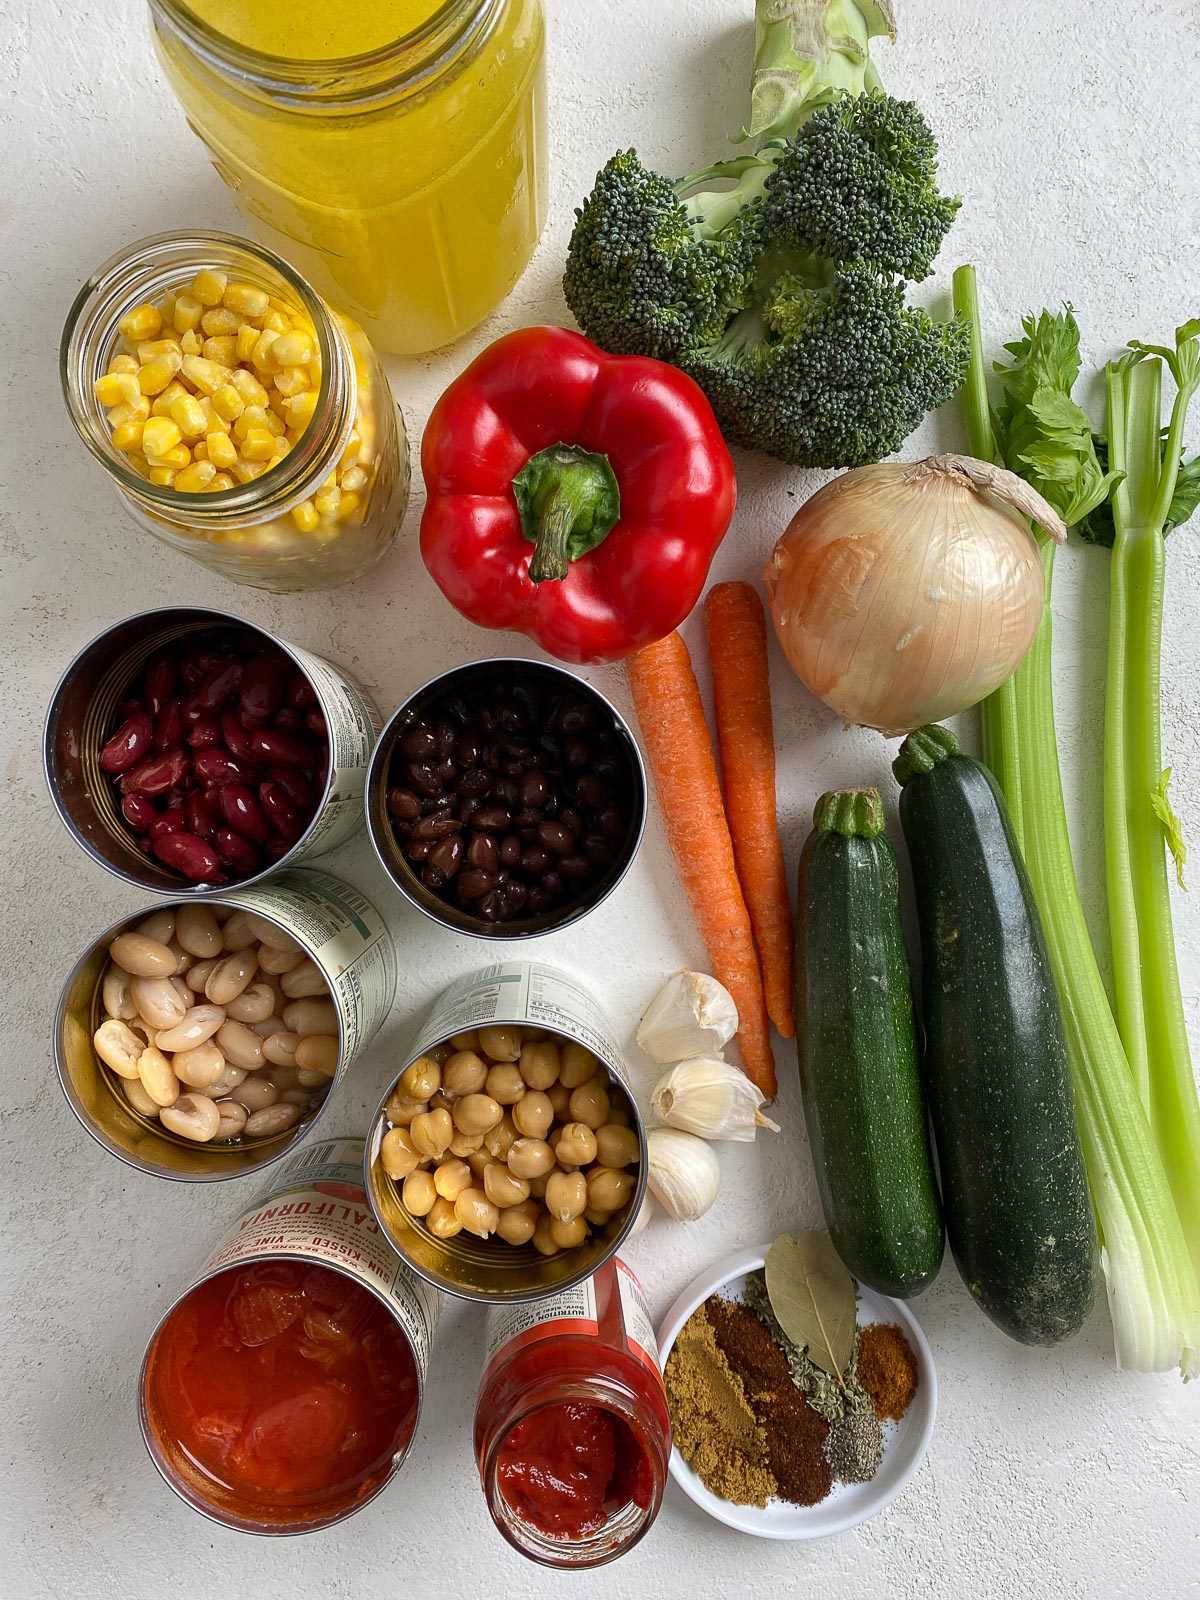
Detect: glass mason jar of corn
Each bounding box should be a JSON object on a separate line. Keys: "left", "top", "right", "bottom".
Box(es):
{"left": 60, "top": 231, "right": 409, "bottom": 593}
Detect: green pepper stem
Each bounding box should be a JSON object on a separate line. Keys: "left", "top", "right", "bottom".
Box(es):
{"left": 513, "top": 443, "right": 622, "bottom": 585}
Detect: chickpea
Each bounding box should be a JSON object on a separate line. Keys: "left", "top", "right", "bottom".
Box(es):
{"left": 584, "top": 1206, "right": 612, "bottom": 1228}
{"left": 559, "top": 1042, "right": 598, "bottom": 1089}
{"left": 443, "top": 1050, "right": 488, "bottom": 1097}
{"left": 486, "top": 1062, "right": 526, "bottom": 1106}
{"left": 531, "top": 1213, "right": 561, "bottom": 1257}
{"left": 552, "top": 1121, "right": 598, "bottom": 1167}
{"left": 400, "top": 1055, "right": 442, "bottom": 1101}
{"left": 587, "top": 1166, "right": 635, "bottom": 1214}
{"left": 484, "top": 1163, "right": 531, "bottom": 1209}
{"left": 429, "top": 1090, "right": 454, "bottom": 1114}
{"left": 568, "top": 1076, "right": 610, "bottom": 1131}
{"left": 512, "top": 1090, "right": 553, "bottom": 1140}
{"left": 547, "top": 1081, "right": 571, "bottom": 1118}
{"left": 409, "top": 1107, "right": 454, "bottom": 1159}
{"left": 606, "top": 1104, "right": 632, "bottom": 1128}
{"left": 545, "top": 1170, "right": 587, "bottom": 1223}
{"left": 381, "top": 1127, "right": 420, "bottom": 1181}
{"left": 467, "top": 1146, "right": 492, "bottom": 1181}
{"left": 427, "top": 1196, "right": 463, "bottom": 1239}
{"left": 550, "top": 1214, "right": 589, "bottom": 1250}
{"left": 518, "top": 1040, "right": 560, "bottom": 1091}
{"left": 483, "top": 1112, "right": 518, "bottom": 1161}
{"left": 452, "top": 1093, "right": 503, "bottom": 1136}
{"left": 428, "top": 1041, "right": 453, "bottom": 1066}
{"left": 449, "top": 1030, "right": 480, "bottom": 1052}
{"left": 434, "top": 1157, "right": 473, "bottom": 1201}
{"left": 455, "top": 1188, "right": 499, "bottom": 1238}
{"left": 403, "top": 1169, "right": 437, "bottom": 1217}
{"left": 496, "top": 1200, "right": 539, "bottom": 1246}
{"left": 448, "top": 1128, "right": 485, "bottom": 1158}
{"left": 386, "top": 1088, "right": 426, "bottom": 1125}
{"left": 479, "top": 1025, "right": 522, "bottom": 1062}
{"left": 528, "top": 1172, "right": 550, "bottom": 1200}
{"left": 507, "top": 1138, "right": 555, "bottom": 1180}
{"left": 595, "top": 1123, "right": 641, "bottom": 1169}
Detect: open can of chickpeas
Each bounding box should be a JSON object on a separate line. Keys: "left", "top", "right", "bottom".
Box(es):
{"left": 139, "top": 1137, "right": 440, "bottom": 1534}
{"left": 44, "top": 606, "right": 380, "bottom": 895}
{"left": 366, "top": 962, "right": 648, "bottom": 1303}
{"left": 55, "top": 868, "right": 397, "bottom": 1180}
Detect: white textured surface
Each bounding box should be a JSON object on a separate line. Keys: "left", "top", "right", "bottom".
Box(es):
{"left": 3, "top": 1, "right": 1200, "bottom": 1595}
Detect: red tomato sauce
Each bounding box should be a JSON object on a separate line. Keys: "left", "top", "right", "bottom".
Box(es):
{"left": 496, "top": 1400, "right": 654, "bottom": 1539}
{"left": 144, "top": 1260, "right": 418, "bottom": 1524}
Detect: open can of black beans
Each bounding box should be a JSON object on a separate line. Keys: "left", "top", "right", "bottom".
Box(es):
{"left": 365, "top": 657, "right": 646, "bottom": 939}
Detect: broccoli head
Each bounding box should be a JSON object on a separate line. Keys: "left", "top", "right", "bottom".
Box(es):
{"left": 562, "top": 0, "right": 966, "bottom": 469}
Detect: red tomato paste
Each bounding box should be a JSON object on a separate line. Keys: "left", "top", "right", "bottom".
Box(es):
{"left": 496, "top": 1400, "right": 654, "bottom": 1538}
{"left": 144, "top": 1260, "right": 418, "bottom": 1524}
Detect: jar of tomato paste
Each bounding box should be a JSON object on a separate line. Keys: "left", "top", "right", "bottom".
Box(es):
{"left": 474, "top": 1257, "right": 671, "bottom": 1568}
{"left": 140, "top": 1137, "right": 439, "bottom": 1532}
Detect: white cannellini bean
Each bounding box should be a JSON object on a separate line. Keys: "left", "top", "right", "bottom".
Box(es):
{"left": 93, "top": 1019, "right": 144, "bottom": 1079}
{"left": 231, "top": 1074, "right": 279, "bottom": 1113}
{"left": 254, "top": 1015, "right": 287, "bottom": 1041}
{"left": 257, "top": 941, "right": 304, "bottom": 975}
{"left": 267, "top": 1064, "right": 300, "bottom": 1092}
{"left": 167, "top": 940, "right": 193, "bottom": 975}
{"left": 280, "top": 958, "right": 326, "bottom": 999}
{"left": 281, "top": 998, "right": 338, "bottom": 1036}
{"left": 244, "top": 1103, "right": 301, "bottom": 1138}
{"left": 135, "top": 909, "right": 176, "bottom": 946}
{"left": 137, "top": 1046, "right": 180, "bottom": 1108}
{"left": 186, "top": 957, "right": 218, "bottom": 994}
{"left": 262, "top": 1031, "right": 302, "bottom": 1068}
{"left": 209, "top": 1062, "right": 248, "bottom": 1098}
{"left": 224, "top": 982, "right": 276, "bottom": 1024}
{"left": 218, "top": 911, "right": 260, "bottom": 952}
{"left": 294, "top": 1035, "right": 338, "bottom": 1077}
{"left": 160, "top": 1093, "right": 220, "bottom": 1142}
{"left": 122, "top": 1076, "right": 161, "bottom": 1118}
{"left": 205, "top": 950, "right": 258, "bottom": 1006}
{"left": 155, "top": 1004, "right": 226, "bottom": 1052}
{"left": 296, "top": 1067, "right": 331, "bottom": 1089}
{"left": 130, "top": 976, "right": 189, "bottom": 1030}
{"left": 109, "top": 933, "right": 176, "bottom": 978}
{"left": 101, "top": 965, "right": 137, "bottom": 1022}
{"left": 279, "top": 1088, "right": 314, "bottom": 1107}
{"left": 176, "top": 905, "right": 222, "bottom": 959}
{"left": 216, "top": 1019, "right": 266, "bottom": 1069}
{"left": 215, "top": 1100, "right": 248, "bottom": 1140}
{"left": 242, "top": 913, "right": 303, "bottom": 953}
{"left": 173, "top": 1041, "right": 227, "bottom": 1089}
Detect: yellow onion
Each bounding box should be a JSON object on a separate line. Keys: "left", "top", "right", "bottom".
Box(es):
{"left": 763, "top": 454, "right": 1067, "bottom": 732}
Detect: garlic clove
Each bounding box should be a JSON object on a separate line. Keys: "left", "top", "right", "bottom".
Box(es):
{"left": 626, "top": 1190, "right": 655, "bottom": 1239}
{"left": 636, "top": 971, "right": 739, "bottom": 1064}
{"left": 650, "top": 1055, "right": 780, "bottom": 1142}
{"left": 646, "top": 1127, "right": 721, "bottom": 1221}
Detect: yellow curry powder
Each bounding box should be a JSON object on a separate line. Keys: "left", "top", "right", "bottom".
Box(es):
{"left": 664, "top": 1303, "right": 777, "bottom": 1508}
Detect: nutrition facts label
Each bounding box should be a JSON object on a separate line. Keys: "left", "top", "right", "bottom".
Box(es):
{"left": 289, "top": 645, "right": 381, "bottom": 857}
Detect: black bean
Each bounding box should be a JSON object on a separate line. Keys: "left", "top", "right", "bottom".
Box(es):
{"left": 459, "top": 797, "right": 481, "bottom": 826}
{"left": 520, "top": 770, "right": 549, "bottom": 808}
{"left": 444, "top": 696, "right": 471, "bottom": 725}
{"left": 405, "top": 838, "right": 434, "bottom": 863}
{"left": 412, "top": 814, "right": 462, "bottom": 840}
{"left": 538, "top": 820, "right": 577, "bottom": 856}
{"left": 434, "top": 720, "right": 457, "bottom": 756}
{"left": 471, "top": 805, "right": 511, "bottom": 832}
{"left": 456, "top": 869, "right": 496, "bottom": 901}
{"left": 454, "top": 767, "right": 489, "bottom": 798}
{"left": 583, "top": 832, "right": 614, "bottom": 864}
{"left": 388, "top": 786, "right": 421, "bottom": 823}
{"left": 408, "top": 762, "right": 443, "bottom": 797}
{"left": 505, "top": 880, "right": 529, "bottom": 915}
{"left": 498, "top": 834, "right": 521, "bottom": 868}
{"left": 466, "top": 834, "right": 499, "bottom": 874}
{"left": 572, "top": 773, "right": 605, "bottom": 810}
{"left": 559, "top": 853, "right": 591, "bottom": 881}
{"left": 556, "top": 702, "right": 593, "bottom": 735}
{"left": 497, "top": 704, "right": 524, "bottom": 734}
{"left": 540, "top": 870, "right": 563, "bottom": 898}
{"left": 538, "top": 732, "right": 560, "bottom": 758}
{"left": 521, "top": 845, "right": 552, "bottom": 875}
{"left": 559, "top": 807, "right": 584, "bottom": 836}
{"left": 597, "top": 806, "right": 624, "bottom": 837}
{"left": 513, "top": 808, "right": 541, "bottom": 830}
{"left": 527, "top": 888, "right": 551, "bottom": 916}
{"left": 495, "top": 778, "right": 521, "bottom": 808}
{"left": 564, "top": 737, "right": 591, "bottom": 770}
{"left": 476, "top": 707, "right": 497, "bottom": 734}
{"left": 481, "top": 742, "right": 501, "bottom": 771}
{"left": 420, "top": 795, "right": 449, "bottom": 815}
{"left": 400, "top": 723, "right": 438, "bottom": 761}
{"left": 456, "top": 733, "right": 481, "bottom": 767}
{"left": 519, "top": 827, "right": 539, "bottom": 845}
{"left": 426, "top": 834, "right": 464, "bottom": 881}
{"left": 478, "top": 890, "right": 507, "bottom": 921}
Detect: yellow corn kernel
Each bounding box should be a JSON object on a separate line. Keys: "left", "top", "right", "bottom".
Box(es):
{"left": 147, "top": 465, "right": 177, "bottom": 487}
{"left": 200, "top": 306, "right": 239, "bottom": 337}
{"left": 223, "top": 282, "right": 270, "bottom": 319}
{"left": 107, "top": 353, "right": 140, "bottom": 377}
{"left": 119, "top": 304, "right": 162, "bottom": 342}
{"left": 265, "top": 309, "right": 292, "bottom": 335}
{"left": 169, "top": 393, "right": 207, "bottom": 440}
{"left": 271, "top": 364, "right": 310, "bottom": 398}
{"left": 191, "top": 268, "right": 227, "bottom": 307}
{"left": 173, "top": 293, "right": 203, "bottom": 335}
{"left": 241, "top": 429, "right": 277, "bottom": 461}
{"left": 142, "top": 417, "right": 183, "bottom": 458}
{"left": 313, "top": 483, "right": 341, "bottom": 517}
{"left": 182, "top": 328, "right": 203, "bottom": 356}
{"left": 106, "top": 399, "right": 149, "bottom": 429}
{"left": 232, "top": 405, "right": 269, "bottom": 441}
{"left": 235, "top": 323, "right": 260, "bottom": 363}
{"left": 156, "top": 444, "right": 192, "bottom": 470}
{"left": 284, "top": 390, "right": 319, "bottom": 430}
{"left": 151, "top": 380, "right": 189, "bottom": 417}
{"left": 206, "top": 431, "right": 238, "bottom": 470}
{"left": 138, "top": 355, "right": 183, "bottom": 396}
{"left": 336, "top": 491, "right": 363, "bottom": 522}
{"left": 181, "top": 355, "right": 231, "bottom": 396}
{"left": 269, "top": 330, "right": 316, "bottom": 368}
{"left": 210, "top": 472, "right": 234, "bottom": 491}
{"left": 267, "top": 295, "right": 294, "bottom": 317}
{"left": 271, "top": 434, "right": 291, "bottom": 458}
{"left": 337, "top": 431, "right": 362, "bottom": 469}
{"left": 291, "top": 499, "right": 321, "bottom": 533}
{"left": 94, "top": 371, "right": 141, "bottom": 408}
{"left": 251, "top": 328, "right": 280, "bottom": 373}
{"left": 202, "top": 334, "right": 238, "bottom": 367}
{"left": 137, "top": 337, "right": 182, "bottom": 363}
{"left": 264, "top": 408, "right": 285, "bottom": 437}
{"left": 111, "top": 420, "right": 145, "bottom": 453}
{"left": 174, "top": 460, "right": 218, "bottom": 493}
{"left": 229, "top": 368, "right": 269, "bottom": 407}
{"left": 193, "top": 440, "right": 209, "bottom": 462}
{"left": 231, "top": 458, "right": 269, "bottom": 483}
{"left": 339, "top": 464, "right": 368, "bottom": 493}
{"left": 210, "top": 384, "right": 244, "bottom": 423}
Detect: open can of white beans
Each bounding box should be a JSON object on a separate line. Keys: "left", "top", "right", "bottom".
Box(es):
{"left": 365, "top": 962, "right": 649, "bottom": 1304}
{"left": 55, "top": 868, "right": 397, "bottom": 1180}
{"left": 138, "top": 1137, "right": 441, "bottom": 1534}
{"left": 43, "top": 605, "right": 381, "bottom": 895}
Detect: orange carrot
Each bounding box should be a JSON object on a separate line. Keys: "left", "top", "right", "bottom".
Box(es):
{"left": 704, "top": 582, "right": 796, "bottom": 1038}
{"left": 627, "top": 631, "right": 776, "bottom": 1097}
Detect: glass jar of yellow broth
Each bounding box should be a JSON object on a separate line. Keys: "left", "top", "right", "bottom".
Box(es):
{"left": 147, "top": 0, "right": 548, "bottom": 355}
{"left": 61, "top": 232, "right": 409, "bottom": 593}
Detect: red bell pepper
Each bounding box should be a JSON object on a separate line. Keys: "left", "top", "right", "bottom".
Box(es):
{"left": 419, "top": 327, "right": 736, "bottom": 664}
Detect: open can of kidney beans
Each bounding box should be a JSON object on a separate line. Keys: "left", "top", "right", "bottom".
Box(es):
{"left": 365, "top": 961, "right": 649, "bottom": 1303}
{"left": 43, "top": 605, "right": 381, "bottom": 896}
{"left": 139, "top": 1137, "right": 441, "bottom": 1534}
{"left": 364, "top": 657, "right": 646, "bottom": 939}
{"left": 55, "top": 868, "right": 397, "bottom": 1181}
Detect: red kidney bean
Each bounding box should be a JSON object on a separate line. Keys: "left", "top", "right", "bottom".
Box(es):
{"left": 196, "top": 659, "right": 244, "bottom": 712}
{"left": 152, "top": 697, "right": 184, "bottom": 753}
{"left": 99, "top": 714, "right": 153, "bottom": 775}
{"left": 179, "top": 657, "right": 204, "bottom": 690}
{"left": 193, "top": 748, "right": 252, "bottom": 786}
{"left": 121, "top": 793, "right": 157, "bottom": 831}
{"left": 219, "top": 709, "right": 261, "bottom": 764}
{"left": 153, "top": 831, "right": 221, "bottom": 882}
{"left": 186, "top": 791, "right": 220, "bottom": 841}
{"left": 262, "top": 836, "right": 294, "bottom": 863}
{"left": 272, "top": 707, "right": 304, "bottom": 734}
{"left": 306, "top": 710, "right": 327, "bottom": 737}
{"left": 180, "top": 694, "right": 207, "bottom": 726}
{"left": 151, "top": 805, "right": 187, "bottom": 839}
{"left": 120, "top": 747, "right": 190, "bottom": 797}
{"left": 259, "top": 781, "right": 304, "bottom": 841}
{"left": 117, "top": 698, "right": 143, "bottom": 720}
{"left": 215, "top": 827, "right": 259, "bottom": 875}
{"left": 247, "top": 728, "right": 314, "bottom": 769}
{"left": 239, "top": 653, "right": 290, "bottom": 721}
{"left": 270, "top": 766, "right": 315, "bottom": 809}
{"left": 220, "top": 785, "right": 271, "bottom": 843}
{"left": 287, "top": 672, "right": 317, "bottom": 709}
{"left": 144, "top": 652, "right": 177, "bottom": 713}
{"left": 187, "top": 718, "right": 221, "bottom": 749}
{"left": 137, "top": 834, "right": 154, "bottom": 855}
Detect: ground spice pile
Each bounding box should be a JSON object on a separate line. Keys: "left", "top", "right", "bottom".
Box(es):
{"left": 663, "top": 1303, "right": 776, "bottom": 1507}
{"left": 856, "top": 1321, "right": 919, "bottom": 1421}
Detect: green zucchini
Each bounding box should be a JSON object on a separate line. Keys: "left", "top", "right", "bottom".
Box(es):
{"left": 894, "top": 724, "right": 1098, "bottom": 1344}
{"left": 795, "top": 788, "right": 943, "bottom": 1298}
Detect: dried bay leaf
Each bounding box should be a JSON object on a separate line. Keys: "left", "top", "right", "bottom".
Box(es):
{"left": 765, "top": 1231, "right": 856, "bottom": 1386}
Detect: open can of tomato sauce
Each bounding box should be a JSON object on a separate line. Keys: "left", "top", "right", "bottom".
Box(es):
{"left": 43, "top": 605, "right": 380, "bottom": 895}
{"left": 365, "top": 962, "right": 649, "bottom": 1302}
{"left": 476, "top": 1256, "right": 671, "bottom": 1567}
{"left": 140, "top": 1137, "right": 440, "bottom": 1533}
{"left": 55, "top": 868, "right": 396, "bottom": 1180}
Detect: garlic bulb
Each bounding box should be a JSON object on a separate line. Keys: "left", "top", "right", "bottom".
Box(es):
{"left": 637, "top": 971, "right": 739, "bottom": 1064}
{"left": 646, "top": 1127, "right": 721, "bottom": 1221}
{"left": 651, "top": 1056, "right": 781, "bottom": 1142}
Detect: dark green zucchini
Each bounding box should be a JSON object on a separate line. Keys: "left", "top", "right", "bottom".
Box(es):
{"left": 795, "top": 787, "right": 943, "bottom": 1298}
{"left": 894, "top": 724, "right": 1098, "bottom": 1344}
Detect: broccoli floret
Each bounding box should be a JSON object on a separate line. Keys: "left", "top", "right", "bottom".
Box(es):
{"left": 562, "top": 0, "right": 966, "bottom": 469}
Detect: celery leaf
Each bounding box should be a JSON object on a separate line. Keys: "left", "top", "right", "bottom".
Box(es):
{"left": 1151, "top": 768, "right": 1188, "bottom": 889}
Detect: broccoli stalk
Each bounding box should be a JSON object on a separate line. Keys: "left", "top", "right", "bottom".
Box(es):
{"left": 563, "top": 0, "right": 967, "bottom": 469}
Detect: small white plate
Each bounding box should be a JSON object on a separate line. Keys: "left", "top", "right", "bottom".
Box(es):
{"left": 656, "top": 1244, "right": 937, "bottom": 1540}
